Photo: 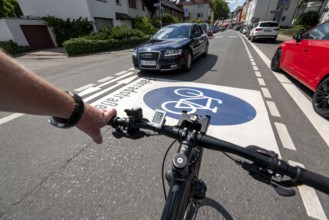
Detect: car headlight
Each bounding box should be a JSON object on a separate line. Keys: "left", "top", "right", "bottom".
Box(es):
{"left": 164, "top": 49, "right": 182, "bottom": 57}
{"left": 132, "top": 49, "right": 137, "bottom": 57}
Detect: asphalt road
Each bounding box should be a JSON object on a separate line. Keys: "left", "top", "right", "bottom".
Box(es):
{"left": 0, "top": 30, "right": 328, "bottom": 220}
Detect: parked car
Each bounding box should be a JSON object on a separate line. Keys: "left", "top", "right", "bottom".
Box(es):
{"left": 242, "top": 25, "right": 252, "bottom": 34}
{"left": 132, "top": 23, "right": 209, "bottom": 72}
{"left": 200, "top": 23, "right": 213, "bottom": 37}
{"left": 209, "top": 25, "right": 219, "bottom": 33}
{"left": 270, "top": 20, "right": 329, "bottom": 118}
{"left": 248, "top": 21, "right": 279, "bottom": 42}
{"left": 233, "top": 25, "right": 241, "bottom": 31}
{"left": 245, "top": 25, "right": 254, "bottom": 37}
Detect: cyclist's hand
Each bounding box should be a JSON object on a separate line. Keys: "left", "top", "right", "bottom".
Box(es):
{"left": 76, "top": 104, "right": 117, "bottom": 144}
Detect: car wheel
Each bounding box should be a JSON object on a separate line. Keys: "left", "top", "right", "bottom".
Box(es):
{"left": 312, "top": 77, "right": 329, "bottom": 118}
{"left": 203, "top": 43, "right": 209, "bottom": 57}
{"left": 183, "top": 50, "right": 192, "bottom": 72}
{"left": 272, "top": 37, "right": 277, "bottom": 43}
{"left": 270, "top": 49, "right": 282, "bottom": 72}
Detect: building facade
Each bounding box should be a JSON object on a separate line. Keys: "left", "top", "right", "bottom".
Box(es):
{"left": 177, "top": 0, "right": 214, "bottom": 24}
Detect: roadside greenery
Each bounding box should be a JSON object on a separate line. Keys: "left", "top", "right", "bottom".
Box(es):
{"left": 280, "top": 11, "right": 320, "bottom": 36}
{"left": 63, "top": 26, "right": 149, "bottom": 56}
{"left": 42, "top": 16, "right": 93, "bottom": 46}
{"left": 63, "top": 14, "right": 181, "bottom": 56}
{"left": 0, "top": 40, "right": 31, "bottom": 55}
{"left": 0, "top": 0, "right": 22, "bottom": 18}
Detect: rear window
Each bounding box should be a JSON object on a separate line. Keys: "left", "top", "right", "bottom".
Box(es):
{"left": 259, "top": 22, "right": 278, "bottom": 27}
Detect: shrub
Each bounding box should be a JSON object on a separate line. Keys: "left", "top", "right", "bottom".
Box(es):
{"left": 133, "top": 16, "right": 157, "bottom": 35}
{"left": 42, "top": 16, "right": 93, "bottom": 46}
{"left": 150, "top": 16, "right": 161, "bottom": 29}
{"left": 63, "top": 35, "right": 150, "bottom": 56}
{"left": 294, "top": 11, "right": 320, "bottom": 30}
{"left": 0, "top": 40, "right": 31, "bottom": 55}
{"left": 109, "top": 25, "right": 145, "bottom": 39}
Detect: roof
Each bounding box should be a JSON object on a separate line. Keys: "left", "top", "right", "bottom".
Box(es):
{"left": 177, "top": 0, "right": 214, "bottom": 9}
{"left": 162, "top": 0, "right": 184, "bottom": 12}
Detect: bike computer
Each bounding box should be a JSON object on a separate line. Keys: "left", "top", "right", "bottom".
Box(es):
{"left": 149, "top": 109, "right": 166, "bottom": 129}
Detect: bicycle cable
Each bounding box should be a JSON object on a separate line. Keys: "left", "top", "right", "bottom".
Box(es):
{"left": 162, "top": 139, "right": 177, "bottom": 201}
{"left": 222, "top": 152, "right": 242, "bottom": 165}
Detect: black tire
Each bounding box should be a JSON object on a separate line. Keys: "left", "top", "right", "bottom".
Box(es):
{"left": 272, "top": 37, "right": 277, "bottom": 43}
{"left": 183, "top": 50, "right": 192, "bottom": 72}
{"left": 312, "top": 77, "right": 329, "bottom": 118}
{"left": 203, "top": 43, "right": 209, "bottom": 57}
{"left": 184, "top": 197, "right": 234, "bottom": 220}
{"left": 270, "top": 49, "right": 282, "bottom": 72}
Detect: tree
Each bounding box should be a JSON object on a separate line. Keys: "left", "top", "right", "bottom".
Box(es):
{"left": 211, "top": 0, "right": 230, "bottom": 20}
{"left": 0, "top": 0, "right": 22, "bottom": 18}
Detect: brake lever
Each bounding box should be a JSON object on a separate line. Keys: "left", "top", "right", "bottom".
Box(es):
{"left": 241, "top": 161, "right": 296, "bottom": 197}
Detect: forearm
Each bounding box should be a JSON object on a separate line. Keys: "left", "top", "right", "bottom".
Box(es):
{"left": 0, "top": 51, "right": 74, "bottom": 118}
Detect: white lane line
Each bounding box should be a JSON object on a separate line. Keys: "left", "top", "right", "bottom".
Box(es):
{"left": 115, "top": 71, "right": 128, "bottom": 76}
{"left": 255, "top": 71, "right": 262, "bottom": 77}
{"left": 128, "top": 67, "right": 135, "bottom": 71}
{"left": 258, "top": 78, "right": 266, "bottom": 86}
{"left": 98, "top": 72, "right": 134, "bottom": 88}
{"left": 0, "top": 113, "right": 25, "bottom": 125}
{"left": 74, "top": 84, "right": 95, "bottom": 92}
{"left": 251, "top": 61, "right": 256, "bottom": 66}
{"left": 247, "top": 41, "right": 329, "bottom": 147}
{"left": 83, "top": 84, "right": 122, "bottom": 102}
{"left": 266, "top": 101, "right": 281, "bottom": 117}
{"left": 97, "top": 76, "right": 114, "bottom": 83}
{"left": 252, "top": 66, "right": 259, "bottom": 71}
{"left": 261, "top": 87, "right": 272, "bottom": 98}
{"left": 274, "top": 122, "right": 296, "bottom": 150}
{"left": 288, "top": 161, "right": 327, "bottom": 220}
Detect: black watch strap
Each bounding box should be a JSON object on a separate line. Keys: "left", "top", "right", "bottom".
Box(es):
{"left": 49, "top": 91, "right": 85, "bottom": 129}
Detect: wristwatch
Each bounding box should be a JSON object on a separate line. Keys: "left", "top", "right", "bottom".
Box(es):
{"left": 49, "top": 91, "right": 84, "bottom": 128}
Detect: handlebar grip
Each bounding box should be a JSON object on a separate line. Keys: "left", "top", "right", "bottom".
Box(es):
{"left": 298, "top": 168, "right": 329, "bottom": 195}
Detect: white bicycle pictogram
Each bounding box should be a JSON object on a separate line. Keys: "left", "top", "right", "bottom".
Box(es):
{"left": 161, "top": 88, "right": 223, "bottom": 115}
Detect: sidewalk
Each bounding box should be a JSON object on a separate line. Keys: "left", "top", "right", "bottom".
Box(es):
{"left": 18, "top": 47, "right": 67, "bottom": 59}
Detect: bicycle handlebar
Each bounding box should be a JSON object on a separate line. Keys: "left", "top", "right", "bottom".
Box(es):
{"left": 108, "top": 111, "right": 329, "bottom": 196}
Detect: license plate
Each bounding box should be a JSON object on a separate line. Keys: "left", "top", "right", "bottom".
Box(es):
{"left": 141, "top": 60, "right": 156, "bottom": 66}
{"left": 264, "top": 29, "right": 272, "bottom": 32}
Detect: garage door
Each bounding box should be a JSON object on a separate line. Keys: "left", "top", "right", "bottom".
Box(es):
{"left": 20, "top": 25, "right": 55, "bottom": 49}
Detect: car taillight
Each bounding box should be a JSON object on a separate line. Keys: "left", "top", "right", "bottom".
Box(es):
{"left": 255, "top": 28, "right": 262, "bottom": 31}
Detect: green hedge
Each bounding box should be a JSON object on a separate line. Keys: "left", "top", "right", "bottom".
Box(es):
{"left": 0, "top": 40, "right": 31, "bottom": 55}
{"left": 63, "top": 36, "right": 150, "bottom": 56}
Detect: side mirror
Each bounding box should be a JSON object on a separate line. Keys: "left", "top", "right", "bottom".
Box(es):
{"left": 293, "top": 33, "right": 302, "bottom": 42}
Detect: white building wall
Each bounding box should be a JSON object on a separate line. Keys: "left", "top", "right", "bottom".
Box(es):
{"left": 321, "top": 2, "right": 329, "bottom": 22}
{"left": 17, "top": 0, "right": 92, "bottom": 20}
{"left": 0, "top": 20, "right": 14, "bottom": 42}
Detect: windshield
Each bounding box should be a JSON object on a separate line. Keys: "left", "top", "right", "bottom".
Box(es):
{"left": 152, "top": 25, "right": 191, "bottom": 39}
{"left": 260, "top": 22, "right": 278, "bottom": 27}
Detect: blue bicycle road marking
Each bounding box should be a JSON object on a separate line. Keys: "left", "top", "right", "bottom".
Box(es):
{"left": 143, "top": 86, "right": 256, "bottom": 126}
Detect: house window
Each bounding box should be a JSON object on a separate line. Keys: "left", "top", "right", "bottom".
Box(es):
{"left": 129, "top": 0, "right": 137, "bottom": 9}
{"left": 142, "top": 2, "right": 145, "bottom": 10}
{"left": 198, "top": 4, "right": 203, "bottom": 9}
{"left": 281, "top": 16, "right": 286, "bottom": 21}
{"left": 94, "top": 17, "right": 113, "bottom": 31}
{"left": 116, "top": 0, "right": 120, "bottom": 5}
{"left": 197, "top": 13, "right": 203, "bottom": 18}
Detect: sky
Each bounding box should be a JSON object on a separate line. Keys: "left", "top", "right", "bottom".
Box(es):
{"left": 225, "top": 0, "right": 245, "bottom": 12}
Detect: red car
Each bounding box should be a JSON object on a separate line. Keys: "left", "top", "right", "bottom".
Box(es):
{"left": 271, "top": 20, "right": 329, "bottom": 118}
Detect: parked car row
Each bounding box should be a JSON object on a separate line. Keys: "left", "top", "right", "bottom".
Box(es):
{"left": 238, "top": 21, "right": 279, "bottom": 43}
